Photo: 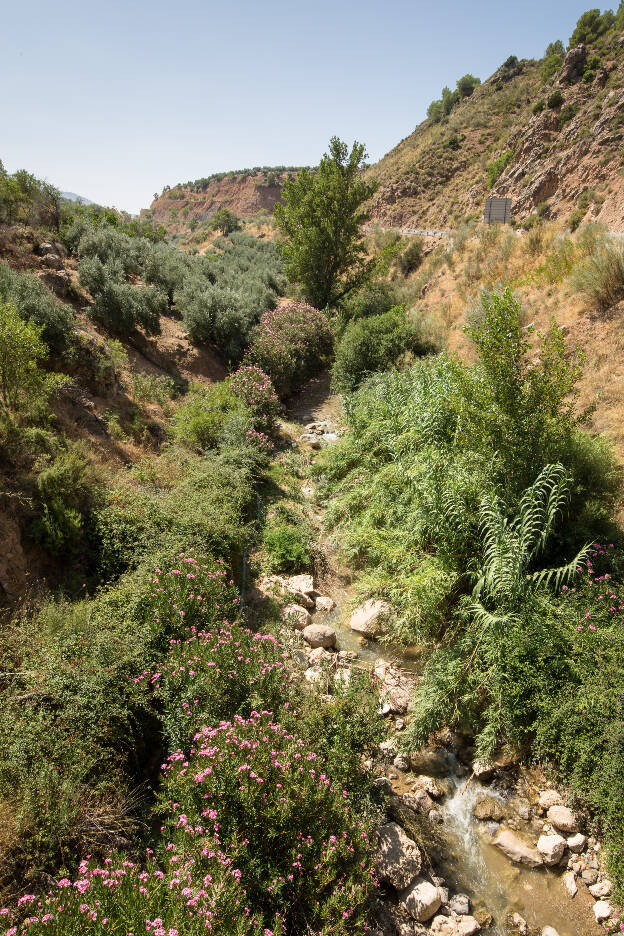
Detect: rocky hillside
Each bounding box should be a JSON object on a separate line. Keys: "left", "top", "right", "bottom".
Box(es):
{"left": 145, "top": 167, "right": 306, "bottom": 234}
{"left": 367, "top": 29, "right": 624, "bottom": 231}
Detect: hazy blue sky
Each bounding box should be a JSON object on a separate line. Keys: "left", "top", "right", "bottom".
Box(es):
{"left": 2, "top": 0, "right": 594, "bottom": 213}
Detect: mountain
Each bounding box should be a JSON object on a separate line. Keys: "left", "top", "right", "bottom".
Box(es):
{"left": 144, "top": 166, "right": 308, "bottom": 234}
{"left": 61, "top": 191, "right": 95, "bottom": 205}
{"left": 366, "top": 29, "right": 624, "bottom": 231}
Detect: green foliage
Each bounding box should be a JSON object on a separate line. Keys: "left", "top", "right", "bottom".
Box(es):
{"left": 262, "top": 519, "right": 311, "bottom": 572}
{"left": 0, "top": 165, "right": 61, "bottom": 228}
{"left": 29, "top": 445, "right": 94, "bottom": 556}
{"left": 0, "top": 262, "right": 74, "bottom": 351}
{"left": 337, "top": 280, "right": 400, "bottom": 331}
{"left": 540, "top": 52, "right": 564, "bottom": 84}
{"left": 547, "top": 89, "right": 564, "bottom": 108}
{"left": 569, "top": 8, "right": 615, "bottom": 46}
{"left": 132, "top": 372, "right": 176, "bottom": 405}
{"left": 274, "top": 137, "right": 378, "bottom": 309}
{"left": 533, "top": 100, "right": 545, "bottom": 114}
{"left": 0, "top": 303, "right": 64, "bottom": 423}
{"left": 211, "top": 207, "right": 241, "bottom": 234}
{"left": 78, "top": 256, "right": 166, "bottom": 335}
{"left": 397, "top": 238, "right": 424, "bottom": 276}
{"left": 456, "top": 73, "right": 481, "bottom": 99}
{"left": 173, "top": 382, "right": 253, "bottom": 453}
{"left": 545, "top": 40, "right": 565, "bottom": 56}
{"left": 332, "top": 306, "right": 441, "bottom": 393}
{"left": 572, "top": 237, "right": 624, "bottom": 309}
{"left": 486, "top": 150, "right": 513, "bottom": 187}
{"left": 558, "top": 103, "right": 577, "bottom": 127}
{"left": 427, "top": 74, "right": 480, "bottom": 124}
{"left": 617, "top": 0, "right": 624, "bottom": 29}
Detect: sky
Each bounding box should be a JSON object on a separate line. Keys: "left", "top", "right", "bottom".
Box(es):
{"left": 2, "top": 0, "right": 595, "bottom": 214}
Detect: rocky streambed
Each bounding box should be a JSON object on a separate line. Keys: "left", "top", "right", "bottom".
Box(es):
{"left": 261, "top": 382, "right": 618, "bottom": 936}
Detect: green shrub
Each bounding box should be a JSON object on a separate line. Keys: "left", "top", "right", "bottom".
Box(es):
{"left": 547, "top": 90, "right": 564, "bottom": 109}
{"left": 337, "top": 280, "right": 399, "bottom": 330}
{"left": 533, "top": 100, "right": 545, "bottom": 115}
{"left": 486, "top": 151, "right": 513, "bottom": 187}
{"left": 332, "top": 306, "right": 441, "bottom": 393}
{"left": 228, "top": 364, "right": 281, "bottom": 430}
{"left": 0, "top": 303, "right": 65, "bottom": 424}
{"left": 211, "top": 207, "right": 241, "bottom": 234}
{"left": 558, "top": 103, "right": 577, "bottom": 127}
{"left": 572, "top": 239, "right": 624, "bottom": 310}
{"left": 397, "top": 238, "right": 424, "bottom": 276}
{"left": 78, "top": 257, "right": 165, "bottom": 335}
{"left": 132, "top": 372, "right": 176, "bottom": 405}
{"left": 262, "top": 520, "right": 311, "bottom": 572}
{"left": 0, "top": 262, "right": 74, "bottom": 351}
{"left": 29, "top": 445, "right": 94, "bottom": 556}
{"left": 540, "top": 53, "right": 564, "bottom": 84}
{"left": 173, "top": 382, "right": 253, "bottom": 452}
{"left": 569, "top": 8, "right": 615, "bottom": 46}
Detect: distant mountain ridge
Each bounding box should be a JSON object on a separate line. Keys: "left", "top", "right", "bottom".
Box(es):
{"left": 61, "top": 191, "right": 95, "bottom": 205}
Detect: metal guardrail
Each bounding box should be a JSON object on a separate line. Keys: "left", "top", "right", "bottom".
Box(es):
{"left": 364, "top": 225, "right": 452, "bottom": 238}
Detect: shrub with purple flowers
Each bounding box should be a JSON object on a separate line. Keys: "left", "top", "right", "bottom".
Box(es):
{"left": 229, "top": 365, "right": 281, "bottom": 431}
{"left": 245, "top": 302, "right": 334, "bottom": 398}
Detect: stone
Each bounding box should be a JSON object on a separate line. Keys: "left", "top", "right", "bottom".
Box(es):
{"left": 291, "top": 648, "right": 309, "bottom": 669}
{"left": 376, "top": 822, "right": 422, "bottom": 890}
{"left": 334, "top": 667, "right": 351, "bottom": 688}
{"left": 541, "top": 928, "right": 560, "bottom": 936}
{"left": 566, "top": 833, "right": 587, "bottom": 853}
{"left": 457, "top": 918, "right": 480, "bottom": 936}
{"left": 350, "top": 599, "right": 391, "bottom": 637}
{"left": 282, "top": 604, "right": 312, "bottom": 630}
{"left": 308, "top": 646, "right": 331, "bottom": 665}
{"left": 394, "top": 753, "right": 411, "bottom": 772}
{"left": 593, "top": 901, "right": 612, "bottom": 922}
{"left": 300, "top": 433, "right": 321, "bottom": 449}
{"left": 304, "top": 665, "right": 323, "bottom": 684}
{"left": 302, "top": 623, "right": 336, "bottom": 649}
{"left": 562, "top": 871, "right": 578, "bottom": 897}
{"left": 538, "top": 790, "right": 563, "bottom": 811}
{"left": 288, "top": 574, "right": 315, "bottom": 596}
{"left": 473, "top": 794, "right": 506, "bottom": 822}
{"left": 509, "top": 913, "right": 527, "bottom": 935}
{"left": 547, "top": 805, "right": 578, "bottom": 834}
{"left": 374, "top": 661, "right": 417, "bottom": 715}
{"left": 537, "top": 833, "right": 567, "bottom": 866}
{"left": 315, "top": 595, "right": 335, "bottom": 612}
{"left": 472, "top": 760, "right": 494, "bottom": 780}
{"left": 412, "top": 775, "right": 445, "bottom": 799}
{"left": 581, "top": 868, "right": 599, "bottom": 885}
{"left": 492, "top": 828, "right": 543, "bottom": 868}
{"left": 401, "top": 878, "right": 442, "bottom": 922}
{"left": 559, "top": 43, "right": 587, "bottom": 84}
{"left": 430, "top": 915, "right": 457, "bottom": 936}
{"left": 473, "top": 909, "right": 492, "bottom": 929}
{"left": 448, "top": 894, "right": 471, "bottom": 916}
{"left": 41, "top": 252, "right": 63, "bottom": 269}
{"left": 408, "top": 748, "right": 455, "bottom": 777}
{"left": 402, "top": 789, "right": 436, "bottom": 815}
{"left": 395, "top": 718, "right": 406, "bottom": 731}
{"left": 589, "top": 880, "right": 612, "bottom": 899}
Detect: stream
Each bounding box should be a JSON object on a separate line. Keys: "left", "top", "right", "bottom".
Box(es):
{"left": 285, "top": 376, "right": 605, "bottom": 936}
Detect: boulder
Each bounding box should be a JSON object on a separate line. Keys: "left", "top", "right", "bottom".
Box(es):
{"left": 541, "top": 929, "right": 560, "bottom": 936}
{"left": 589, "top": 880, "right": 612, "bottom": 899}
{"left": 412, "top": 775, "right": 445, "bottom": 799}
{"left": 401, "top": 878, "right": 442, "bottom": 922}
{"left": 537, "top": 833, "right": 567, "bottom": 866}
{"left": 304, "top": 665, "right": 323, "bottom": 684}
{"left": 430, "top": 915, "right": 457, "bottom": 936}
{"left": 308, "top": 646, "right": 332, "bottom": 665}
{"left": 492, "top": 829, "right": 543, "bottom": 868}
{"left": 559, "top": 44, "right": 587, "bottom": 84}
{"left": 547, "top": 805, "right": 578, "bottom": 834}
{"left": 593, "top": 901, "right": 612, "bottom": 922}
{"left": 350, "top": 599, "right": 391, "bottom": 637}
{"left": 376, "top": 822, "right": 422, "bottom": 889}
{"left": 41, "top": 252, "right": 63, "bottom": 269}
{"left": 473, "top": 794, "right": 506, "bottom": 822}
{"left": 566, "top": 833, "right": 586, "bottom": 853}
{"left": 302, "top": 623, "right": 336, "bottom": 649}
{"left": 315, "top": 595, "right": 335, "bottom": 612}
{"left": 582, "top": 868, "right": 599, "bottom": 885}
{"left": 300, "top": 433, "right": 321, "bottom": 449}
{"left": 393, "top": 753, "right": 411, "bottom": 772}
{"left": 538, "top": 790, "right": 563, "bottom": 812}
{"left": 288, "top": 574, "right": 315, "bottom": 596}
{"left": 472, "top": 760, "right": 494, "bottom": 780}
{"left": 374, "top": 661, "right": 416, "bottom": 714}
{"left": 562, "top": 871, "right": 578, "bottom": 897}
{"left": 282, "top": 604, "right": 312, "bottom": 631}
{"left": 508, "top": 913, "right": 527, "bottom": 935}
{"left": 448, "top": 894, "right": 470, "bottom": 916}
{"left": 409, "top": 748, "right": 455, "bottom": 777}
{"left": 457, "top": 918, "right": 480, "bottom": 936}
{"left": 403, "top": 789, "right": 436, "bottom": 815}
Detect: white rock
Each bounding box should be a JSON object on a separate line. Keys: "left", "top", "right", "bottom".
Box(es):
{"left": 537, "top": 833, "right": 567, "bottom": 866}
{"left": 304, "top": 665, "right": 323, "bottom": 684}
{"left": 473, "top": 760, "right": 494, "bottom": 780}
{"left": 448, "top": 894, "right": 471, "bottom": 916}
{"left": 430, "top": 915, "right": 457, "bottom": 936}
{"left": 547, "top": 805, "right": 578, "bottom": 834}
{"left": 492, "top": 828, "right": 543, "bottom": 867}
{"left": 302, "top": 623, "right": 336, "bottom": 649}
{"left": 393, "top": 753, "right": 410, "bottom": 771}
{"left": 589, "top": 880, "right": 612, "bottom": 898}
{"left": 538, "top": 790, "right": 563, "bottom": 811}
{"left": 593, "top": 901, "right": 612, "bottom": 922}
{"left": 509, "top": 913, "right": 527, "bottom": 935}
{"left": 334, "top": 667, "right": 351, "bottom": 688}
{"left": 401, "top": 878, "right": 442, "bottom": 922}
{"left": 349, "top": 598, "right": 391, "bottom": 637}
{"left": 562, "top": 871, "right": 577, "bottom": 897}
{"left": 376, "top": 822, "right": 422, "bottom": 890}
{"left": 288, "top": 573, "right": 315, "bottom": 596}
{"left": 308, "top": 646, "right": 331, "bottom": 665}
{"left": 315, "top": 595, "right": 336, "bottom": 612}
{"left": 282, "top": 603, "right": 312, "bottom": 630}
{"left": 566, "top": 833, "right": 587, "bottom": 853}
{"left": 542, "top": 928, "right": 560, "bottom": 936}
{"left": 457, "top": 917, "right": 481, "bottom": 936}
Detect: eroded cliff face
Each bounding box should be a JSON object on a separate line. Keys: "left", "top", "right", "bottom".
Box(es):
{"left": 366, "top": 37, "right": 624, "bottom": 231}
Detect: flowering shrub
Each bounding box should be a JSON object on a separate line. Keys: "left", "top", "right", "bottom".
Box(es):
{"left": 229, "top": 365, "right": 281, "bottom": 431}
{"left": 245, "top": 302, "right": 334, "bottom": 398}
{"left": 561, "top": 543, "right": 622, "bottom": 635}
